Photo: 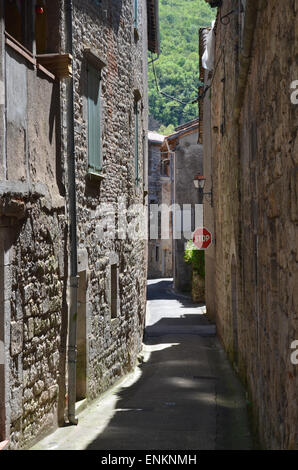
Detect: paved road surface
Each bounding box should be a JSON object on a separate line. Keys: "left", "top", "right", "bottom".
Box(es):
{"left": 32, "top": 279, "right": 253, "bottom": 450}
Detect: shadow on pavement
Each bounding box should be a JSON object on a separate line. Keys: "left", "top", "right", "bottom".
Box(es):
{"left": 85, "top": 279, "right": 253, "bottom": 450}
{"left": 85, "top": 336, "right": 252, "bottom": 450}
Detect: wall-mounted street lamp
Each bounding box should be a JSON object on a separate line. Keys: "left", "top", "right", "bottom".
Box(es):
{"left": 193, "top": 174, "right": 213, "bottom": 206}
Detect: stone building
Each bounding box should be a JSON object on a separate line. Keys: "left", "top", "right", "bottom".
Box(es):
{"left": 200, "top": 0, "right": 298, "bottom": 449}
{"left": 198, "top": 26, "right": 215, "bottom": 319}
{"left": 148, "top": 131, "right": 173, "bottom": 279}
{"left": 0, "top": 0, "right": 159, "bottom": 449}
{"left": 161, "top": 119, "right": 203, "bottom": 293}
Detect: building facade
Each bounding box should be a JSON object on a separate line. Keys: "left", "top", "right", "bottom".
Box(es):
{"left": 0, "top": 0, "right": 159, "bottom": 449}
{"left": 161, "top": 120, "right": 203, "bottom": 293}
{"left": 148, "top": 131, "right": 173, "bottom": 279}
{"left": 201, "top": 0, "right": 298, "bottom": 449}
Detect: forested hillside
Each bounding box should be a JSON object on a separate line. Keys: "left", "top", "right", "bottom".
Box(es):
{"left": 149, "top": 0, "right": 215, "bottom": 133}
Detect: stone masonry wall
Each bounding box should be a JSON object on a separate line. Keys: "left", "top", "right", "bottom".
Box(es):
{"left": 148, "top": 138, "right": 173, "bottom": 279}
{"left": 7, "top": 202, "right": 66, "bottom": 449}
{"left": 1, "top": 35, "right": 67, "bottom": 448}
{"left": 69, "top": 0, "right": 148, "bottom": 399}
{"left": 204, "top": 0, "right": 298, "bottom": 449}
{"left": 0, "top": 0, "right": 149, "bottom": 449}
{"left": 148, "top": 140, "right": 163, "bottom": 278}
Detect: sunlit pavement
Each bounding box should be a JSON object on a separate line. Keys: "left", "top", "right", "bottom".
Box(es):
{"left": 31, "top": 279, "right": 253, "bottom": 450}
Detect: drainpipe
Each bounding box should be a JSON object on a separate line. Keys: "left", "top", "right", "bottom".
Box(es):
{"left": 65, "top": 0, "right": 79, "bottom": 425}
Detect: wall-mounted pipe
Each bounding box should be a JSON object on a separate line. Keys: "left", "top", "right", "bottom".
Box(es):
{"left": 65, "top": 0, "right": 78, "bottom": 426}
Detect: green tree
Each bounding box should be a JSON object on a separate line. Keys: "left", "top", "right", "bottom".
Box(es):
{"left": 149, "top": 0, "right": 215, "bottom": 129}
{"left": 184, "top": 240, "right": 205, "bottom": 278}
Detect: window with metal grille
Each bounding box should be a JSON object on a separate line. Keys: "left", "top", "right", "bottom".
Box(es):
{"left": 87, "top": 63, "right": 102, "bottom": 174}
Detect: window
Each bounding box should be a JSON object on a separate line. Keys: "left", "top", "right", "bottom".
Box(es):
{"left": 4, "top": 1, "right": 64, "bottom": 80}
{"left": 35, "top": 1, "right": 47, "bottom": 54}
{"left": 5, "top": 0, "right": 60, "bottom": 54}
{"left": 156, "top": 246, "right": 159, "bottom": 262}
{"left": 110, "top": 264, "right": 118, "bottom": 320}
{"left": 134, "top": 99, "right": 139, "bottom": 183}
{"left": 161, "top": 160, "right": 170, "bottom": 177}
{"left": 87, "top": 63, "right": 102, "bottom": 175}
{"left": 35, "top": 1, "right": 61, "bottom": 55}
{"left": 5, "top": 0, "right": 24, "bottom": 45}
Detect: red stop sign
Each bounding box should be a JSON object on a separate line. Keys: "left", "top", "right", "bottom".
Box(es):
{"left": 193, "top": 227, "right": 212, "bottom": 250}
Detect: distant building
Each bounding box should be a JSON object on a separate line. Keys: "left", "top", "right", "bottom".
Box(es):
{"left": 161, "top": 119, "right": 203, "bottom": 293}
{"left": 148, "top": 131, "right": 173, "bottom": 278}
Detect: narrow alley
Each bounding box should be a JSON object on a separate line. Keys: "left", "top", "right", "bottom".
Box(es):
{"left": 32, "top": 279, "right": 252, "bottom": 450}
{"left": 0, "top": 0, "right": 297, "bottom": 455}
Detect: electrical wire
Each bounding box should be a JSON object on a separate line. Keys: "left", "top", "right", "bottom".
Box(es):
{"left": 150, "top": 49, "right": 223, "bottom": 107}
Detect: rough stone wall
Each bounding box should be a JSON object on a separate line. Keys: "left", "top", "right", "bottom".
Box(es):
{"left": 160, "top": 173, "right": 173, "bottom": 278}
{"left": 68, "top": 0, "right": 148, "bottom": 399}
{"left": 0, "top": 45, "right": 67, "bottom": 448}
{"left": 202, "top": 67, "right": 216, "bottom": 322}
{"left": 7, "top": 202, "right": 66, "bottom": 449}
{"left": 0, "top": 0, "right": 150, "bottom": 449}
{"left": 148, "top": 141, "right": 163, "bottom": 278}
{"left": 204, "top": 0, "right": 298, "bottom": 449}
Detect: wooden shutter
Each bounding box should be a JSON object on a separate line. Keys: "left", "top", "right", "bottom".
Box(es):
{"left": 88, "top": 64, "right": 101, "bottom": 173}
{"left": 135, "top": 101, "right": 139, "bottom": 183}
{"left": 134, "top": 0, "right": 138, "bottom": 28}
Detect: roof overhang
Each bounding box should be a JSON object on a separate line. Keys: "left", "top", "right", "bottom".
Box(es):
{"left": 147, "top": 0, "right": 160, "bottom": 54}
{"left": 148, "top": 131, "right": 164, "bottom": 144}
{"left": 160, "top": 119, "right": 200, "bottom": 153}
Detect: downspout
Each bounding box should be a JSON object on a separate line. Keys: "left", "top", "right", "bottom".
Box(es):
{"left": 65, "top": 0, "right": 78, "bottom": 425}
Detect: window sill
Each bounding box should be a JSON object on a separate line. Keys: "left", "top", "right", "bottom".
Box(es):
{"left": 86, "top": 171, "right": 105, "bottom": 182}
{"left": 111, "top": 317, "right": 120, "bottom": 330}
{"left": 36, "top": 53, "right": 73, "bottom": 79}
